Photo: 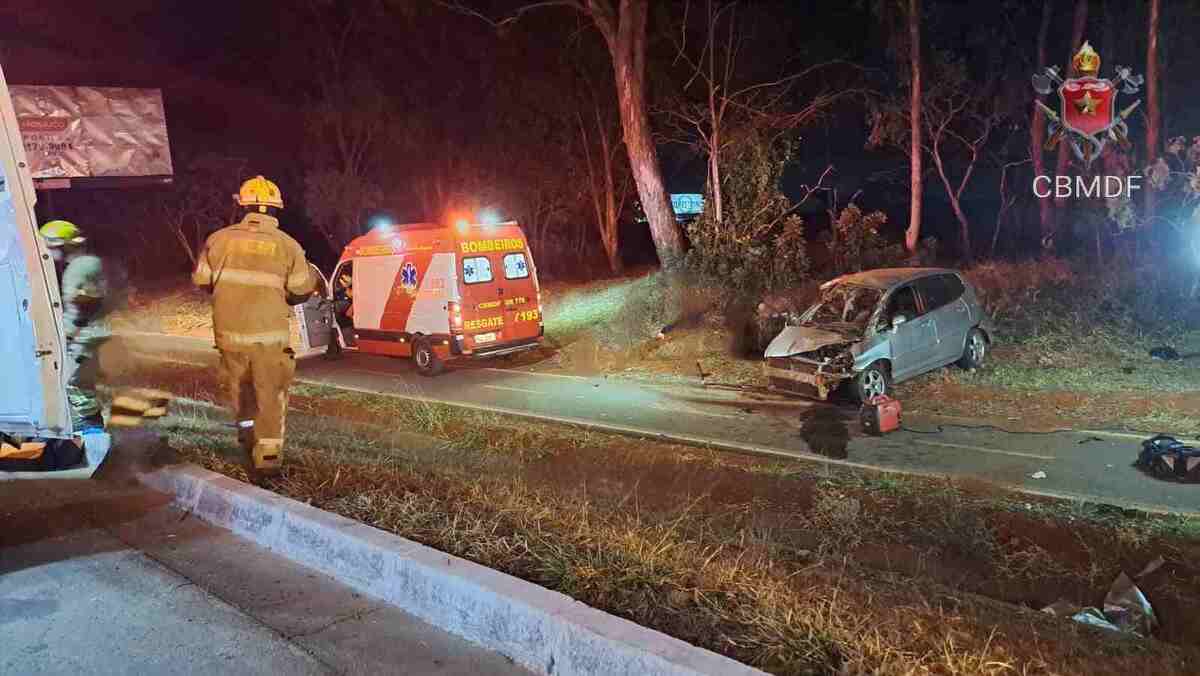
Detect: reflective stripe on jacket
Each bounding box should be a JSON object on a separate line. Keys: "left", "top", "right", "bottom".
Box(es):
{"left": 193, "top": 213, "right": 315, "bottom": 351}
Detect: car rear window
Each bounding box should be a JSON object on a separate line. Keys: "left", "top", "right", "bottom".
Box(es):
{"left": 503, "top": 252, "right": 530, "bottom": 280}
{"left": 462, "top": 256, "right": 493, "bottom": 284}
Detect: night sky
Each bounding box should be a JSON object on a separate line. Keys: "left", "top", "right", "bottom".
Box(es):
{"left": 3, "top": 0, "right": 1197, "bottom": 267}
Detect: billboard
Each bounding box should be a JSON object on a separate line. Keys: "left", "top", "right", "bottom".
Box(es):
{"left": 670, "top": 193, "right": 704, "bottom": 217}
{"left": 632, "top": 193, "right": 705, "bottom": 223}
{"left": 10, "top": 85, "right": 173, "bottom": 185}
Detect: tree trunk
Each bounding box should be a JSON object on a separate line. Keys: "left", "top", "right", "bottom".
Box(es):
{"left": 708, "top": 135, "right": 723, "bottom": 228}
{"left": 599, "top": 108, "right": 624, "bottom": 274}
{"left": 596, "top": 0, "right": 685, "bottom": 272}
{"left": 992, "top": 168, "right": 1010, "bottom": 258}
{"left": 1145, "top": 0, "right": 1161, "bottom": 233}
{"left": 1032, "top": 0, "right": 1053, "bottom": 246}
{"left": 1052, "top": 0, "right": 1090, "bottom": 247}
{"left": 905, "top": 0, "right": 923, "bottom": 253}
{"left": 578, "top": 97, "right": 624, "bottom": 275}
{"left": 931, "top": 150, "right": 973, "bottom": 261}
{"left": 705, "top": 0, "right": 723, "bottom": 229}
{"left": 170, "top": 222, "right": 197, "bottom": 267}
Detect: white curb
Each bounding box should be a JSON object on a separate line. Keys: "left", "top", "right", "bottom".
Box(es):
{"left": 137, "top": 463, "right": 766, "bottom": 676}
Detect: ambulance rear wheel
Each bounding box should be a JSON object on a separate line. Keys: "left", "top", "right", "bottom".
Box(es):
{"left": 413, "top": 338, "right": 444, "bottom": 376}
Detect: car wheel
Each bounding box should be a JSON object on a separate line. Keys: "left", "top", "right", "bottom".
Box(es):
{"left": 957, "top": 328, "right": 987, "bottom": 370}
{"left": 854, "top": 362, "right": 891, "bottom": 402}
{"left": 413, "top": 338, "right": 444, "bottom": 376}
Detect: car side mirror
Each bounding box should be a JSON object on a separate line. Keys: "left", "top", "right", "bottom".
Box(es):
{"left": 891, "top": 314, "right": 909, "bottom": 330}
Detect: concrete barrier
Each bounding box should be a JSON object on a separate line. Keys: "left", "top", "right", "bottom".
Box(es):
{"left": 138, "top": 464, "right": 765, "bottom": 676}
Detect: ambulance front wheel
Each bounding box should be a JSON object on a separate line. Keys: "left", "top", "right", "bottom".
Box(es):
{"left": 413, "top": 338, "right": 444, "bottom": 376}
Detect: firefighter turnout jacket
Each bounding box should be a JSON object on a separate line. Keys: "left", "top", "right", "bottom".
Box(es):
{"left": 192, "top": 213, "right": 316, "bottom": 350}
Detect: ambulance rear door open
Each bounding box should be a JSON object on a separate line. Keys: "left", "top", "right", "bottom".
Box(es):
{"left": 0, "top": 63, "right": 71, "bottom": 438}
{"left": 291, "top": 262, "right": 332, "bottom": 359}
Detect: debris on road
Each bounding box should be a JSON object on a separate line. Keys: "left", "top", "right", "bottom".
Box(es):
{"left": 1136, "top": 435, "right": 1200, "bottom": 482}
{"left": 1042, "top": 557, "right": 1164, "bottom": 637}
{"left": 1031, "top": 471, "right": 1047, "bottom": 479}
{"left": 1149, "top": 346, "right": 1180, "bottom": 361}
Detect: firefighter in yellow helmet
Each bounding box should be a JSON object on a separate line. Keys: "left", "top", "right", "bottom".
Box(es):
{"left": 192, "top": 176, "right": 315, "bottom": 479}
{"left": 40, "top": 220, "right": 109, "bottom": 433}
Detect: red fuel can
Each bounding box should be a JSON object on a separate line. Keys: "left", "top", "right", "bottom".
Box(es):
{"left": 860, "top": 395, "right": 901, "bottom": 435}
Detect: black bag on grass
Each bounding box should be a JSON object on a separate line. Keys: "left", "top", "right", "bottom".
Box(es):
{"left": 1136, "top": 435, "right": 1200, "bottom": 482}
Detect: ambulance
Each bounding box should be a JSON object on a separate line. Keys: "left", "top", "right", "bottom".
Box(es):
{"left": 292, "top": 220, "right": 544, "bottom": 374}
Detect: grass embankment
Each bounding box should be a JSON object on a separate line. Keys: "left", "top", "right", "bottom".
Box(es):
{"left": 114, "top": 362, "right": 1200, "bottom": 675}
{"left": 114, "top": 282, "right": 212, "bottom": 335}
{"left": 540, "top": 260, "right": 1200, "bottom": 433}
{"left": 115, "top": 258, "right": 1200, "bottom": 432}
{"left": 901, "top": 260, "right": 1200, "bottom": 434}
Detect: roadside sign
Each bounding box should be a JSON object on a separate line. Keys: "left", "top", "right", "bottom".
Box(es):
{"left": 10, "top": 85, "right": 173, "bottom": 183}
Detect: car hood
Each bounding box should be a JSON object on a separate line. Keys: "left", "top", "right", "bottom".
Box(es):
{"left": 764, "top": 326, "right": 855, "bottom": 358}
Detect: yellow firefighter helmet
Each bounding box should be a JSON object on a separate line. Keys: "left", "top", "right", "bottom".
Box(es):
{"left": 236, "top": 175, "right": 284, "bottom": 210}
{"left": 40, "top": 220, "right": 85, "bottom": 247}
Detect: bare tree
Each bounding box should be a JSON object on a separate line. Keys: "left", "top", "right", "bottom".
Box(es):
{"left": 992, "top": 159, "right": 1031, "bottom": 257}
{"left": 664, "top": 0, "right": 856, "bottom": 235}
{"left": 149, "top": 154, "right": 248, "bottom": 266}
{"left": 906, "top": 0, "right": 922, "bottom": 253}
{"left": 300, "top": 1, "right": 394, "bottom": 253}
{"left": 577, "top": 88, "right": 630, "bottom": 273}
{"left": 1031, "top": 0, "right": 1053, "bottom": 245}
{"left": 927, "top": 84, "right": 1000, "bottom": 261}
{"left": 1145, "top": 0, "right": 1161, "bottom": 232}
{"left": 869, "top": 59, "right": 1003, "bottom": 261}
{"left": 447, "top": 0, "right": 686, "bottom": 272}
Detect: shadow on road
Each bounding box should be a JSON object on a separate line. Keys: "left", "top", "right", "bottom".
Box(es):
{"left": 0, "top": 429, "right": 200, "bottom": 578}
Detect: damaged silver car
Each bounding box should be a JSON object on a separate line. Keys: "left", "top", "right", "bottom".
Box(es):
{"left": 764, "top": 268, "right": 994, "bottom": 401}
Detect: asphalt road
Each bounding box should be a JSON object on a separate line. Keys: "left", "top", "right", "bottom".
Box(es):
{"left": 111, "top": 333, "right": 1200, "bottom": 516}
{"left": 0, "top": 433, "right": 529, "bottom": 676}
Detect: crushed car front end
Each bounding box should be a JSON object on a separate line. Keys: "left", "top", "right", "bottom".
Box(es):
{"left": 763, "top": 325, "right": 888, "bottom": 400}
{"left": 762, "top": 280, "right": 889, "bottom": 400}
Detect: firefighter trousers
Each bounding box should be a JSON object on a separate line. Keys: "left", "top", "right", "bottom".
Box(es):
{"left": 218, "top": 346, "right": 296, "bottom": 471}
{"left": 65, "top": 336, "right": 105, "bottom": 429}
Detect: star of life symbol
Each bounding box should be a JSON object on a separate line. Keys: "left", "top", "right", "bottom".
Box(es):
{"left": 1031, "top": 41, "right": 1143, "bottom": 169}
{"left": 400, "top": 262, "right": 419, "bottom": 294}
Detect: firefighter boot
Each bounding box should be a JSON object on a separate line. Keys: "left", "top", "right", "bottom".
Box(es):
{"left": 236, "top": 420, "right": 255, "bottom": 455}
{"left": 250, "top": 438, "right": 283, "bottom": 477}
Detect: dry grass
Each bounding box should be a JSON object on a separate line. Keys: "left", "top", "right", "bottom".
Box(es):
{"left": 113, "top": 283, "right": 212, "bottom": 335}
{"left": 116, "top": 362, "right": 1200, "bottom": 675}
{"left": 162, "top": 402, "right": 1200, "bottom": 675}
{"left": 894, "top": 259, "right": 1200, "bottom": 432}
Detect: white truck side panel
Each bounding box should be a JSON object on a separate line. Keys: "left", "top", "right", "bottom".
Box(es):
{"left": 0, "top": 64, "right": 71, "bottom": 438}
{"left": 405, "top": 252, "right": 453, "bottom": 336}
